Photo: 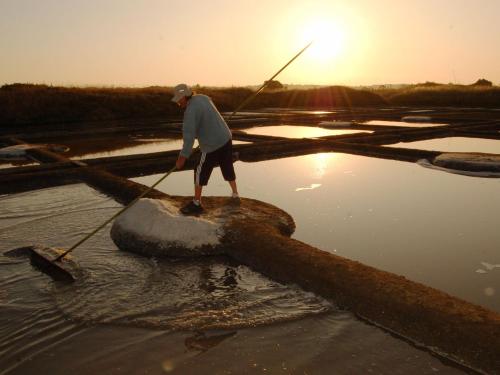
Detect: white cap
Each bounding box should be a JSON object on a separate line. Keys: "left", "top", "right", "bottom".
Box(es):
{"left": 171, "top": 83, "right": 193, "bottom": 103}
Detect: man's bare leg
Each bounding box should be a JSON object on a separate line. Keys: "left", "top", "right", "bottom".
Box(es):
{"left": 194, "top": 184, "right": 203, "bottom": 203}
{"left": 228, "top": 180, "right": 240, "bottom": 203}
{"left": 228, "top": 180, "right": 238, "bottom": 196}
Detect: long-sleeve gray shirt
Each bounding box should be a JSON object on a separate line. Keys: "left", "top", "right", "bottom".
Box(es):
{"left": 180, "top": 94, "right": 232, "bottom": 158}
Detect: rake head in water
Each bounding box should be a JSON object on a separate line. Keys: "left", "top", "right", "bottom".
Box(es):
{"left": 4, "top": 245, "right": 78, "bottom": 282}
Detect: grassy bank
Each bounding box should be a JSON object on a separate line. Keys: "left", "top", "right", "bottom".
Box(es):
{"left": 0, "top": 84, "right": 175, "bottom": 127}
{"left": 0, "top": 84, "right": 385, "bottom": 127}
{"left": 1, "top": 83, "right": 499, "bottom": 127}
{"left": 375, "top": 84, "right": 500, "bottom": 107}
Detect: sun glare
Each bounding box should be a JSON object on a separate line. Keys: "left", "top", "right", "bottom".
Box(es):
{"left": 312, "top": 153, "right": 337, "bottom": 179}
{"left": 300, "top": 18, "right": 346, "bottom": 62}
{"left": 275, "top": 5, "right": 364, "bottom": 84}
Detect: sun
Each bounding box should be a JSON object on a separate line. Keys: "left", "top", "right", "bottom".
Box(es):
{"left": 299, "top": 18, "right": 346, "bottom": 62}
{"left": 276, "top": 6, "right": 364, "bottom": 84}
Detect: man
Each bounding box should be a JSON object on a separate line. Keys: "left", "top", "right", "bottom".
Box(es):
{"left": 172, "top": 83, "right": 239, "bottom": 215}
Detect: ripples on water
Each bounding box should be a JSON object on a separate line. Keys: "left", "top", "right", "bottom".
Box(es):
{"left": 0, "top": 184, "right": 331, "bottom": 328}
{"left": 0, "top": 184, "right": 333, "bottom": 373}
{"left": 53, "top": 255, "right": 331, "bottom": 331}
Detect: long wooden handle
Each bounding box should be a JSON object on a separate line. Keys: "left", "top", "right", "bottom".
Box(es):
{"left": 228, "top": 42, "right": 312, "bottom": 120}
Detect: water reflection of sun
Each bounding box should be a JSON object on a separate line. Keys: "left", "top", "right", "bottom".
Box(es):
{"left": 312, "top": 153, "right": 337, "bottom": 178}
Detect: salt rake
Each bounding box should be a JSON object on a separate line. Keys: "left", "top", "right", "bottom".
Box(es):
{"left": 4, "top": 162, "right": 179, "bottom": 281}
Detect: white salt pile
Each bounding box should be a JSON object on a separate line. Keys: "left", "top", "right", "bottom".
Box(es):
{"left": 0, "top": 143, "right": 68, "bottom": 160}
{"left": 417, "top": 152, "right": 500, "bottom": 177}
{"left": 0, "top": 145, "right": 33, "bottom": 160}
{"left": 111, "top": 199, "right": 224, "bottom": 256}
{"left": 434, "top": 153, "right": 500, "bottom": 170}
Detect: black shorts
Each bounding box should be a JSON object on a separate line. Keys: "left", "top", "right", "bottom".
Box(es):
{"left": 195, "top": 140, "right": 236, "bottom": 186}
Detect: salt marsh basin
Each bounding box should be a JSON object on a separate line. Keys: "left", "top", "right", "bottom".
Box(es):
{"left": 1, "top": 107, "right": 499, "bottom": 374}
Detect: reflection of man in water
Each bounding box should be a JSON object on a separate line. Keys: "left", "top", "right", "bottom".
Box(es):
{"left": 184, "top": 331, "right": 237, "bottom": 352}
{"left": 172, "top": 84, "right": 239, "bottom": 215}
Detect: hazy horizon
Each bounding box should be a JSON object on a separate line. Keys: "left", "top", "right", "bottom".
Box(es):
{"left": 3, "top": 81, "right": 497, "bottom": 89}
{"left": 2, "top": 0, "right": 499, "bottom": 87}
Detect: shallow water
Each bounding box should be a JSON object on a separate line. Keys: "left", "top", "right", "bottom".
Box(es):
{"left": 1, "top": 134, "right": 181, "bottom": 168}
{"left": 0, "top": 184, "right": 330, "bottom": 331}
{"left": 54, "top": 133, "right": 184, "bottom": 160}
{"left": 390, "top": 137, "right": 500, "bottom": 154}
{"left": 0, "top": 184, "right": 465, "bottom": 374}
{"left": 72, "top": 139, "right": 185, "bottom": 160}
{"left": 62, "top": 134, "right": 248, "bottom": 160}
{"left": 363, "top": 120, "right": 447, "bottom": 127}
{"left": 134, "top": 153, "right": 500, "bottom": 312}
{"left": 2, "top": 110, "right": 494, "bottom": 373}
{"left": 279, "top": 110, "right": 334, "bottom": 115}
{"left": 0, "top": 161, "right": 37, "bottom": 169}
{"left": 258, "top": 108, "right": 338, "bottom": 115}
{"left": 242, "top": 125, "right": 370, "bottom": 138}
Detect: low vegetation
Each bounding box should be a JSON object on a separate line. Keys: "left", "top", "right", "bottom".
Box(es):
{"left": 0, "top": 84, "right": 175, "bottom": 126}
{"left": 1, "top": 81, "right": 498, "bottom": 127}
{"left": 0, "top": 84, "right": 385, "bottom": 127}
{"left": 375, "top": 82, "right": 500, "bottom": 107}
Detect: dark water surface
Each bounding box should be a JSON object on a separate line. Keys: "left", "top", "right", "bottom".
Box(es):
{"left": 57, "top": 133, "right": 184, "bottom": 160}
{"left": 1, "top": 184, "right": 466, "bottom": 374}
{"left": 60, "top": 133, "right": 247, "bottom": 160}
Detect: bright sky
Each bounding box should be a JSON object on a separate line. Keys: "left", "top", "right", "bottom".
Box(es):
{"left": 1, "top": 0, "right": 499, "bottom": 87}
